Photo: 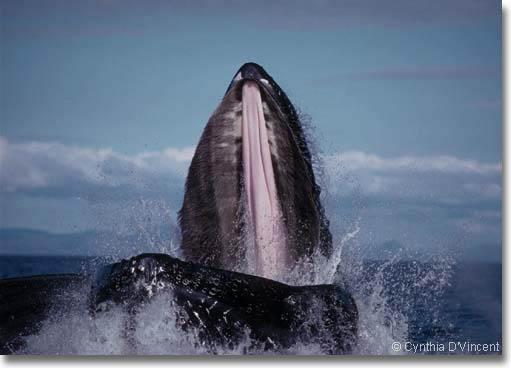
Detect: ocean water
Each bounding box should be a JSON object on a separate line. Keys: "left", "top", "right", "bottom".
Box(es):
{"left": 0, "top": 253, "right": 501, "bottom": 355}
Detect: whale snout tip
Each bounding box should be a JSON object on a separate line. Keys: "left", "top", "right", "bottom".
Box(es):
{"left": 238, "top": 62, "right": 265, "bottom": 81}
{"left": 227, "top": 62, "right": 271, "bottom": 95}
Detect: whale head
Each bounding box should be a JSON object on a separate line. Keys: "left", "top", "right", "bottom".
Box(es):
{"left": 179, "top": 62, "right": 332, "bottom": 281}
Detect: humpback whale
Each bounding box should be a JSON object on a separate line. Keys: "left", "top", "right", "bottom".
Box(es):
{"left": 179, "top": 63, "right": 332, "bottom": 280}
{"left": 0, "top": 63, "right": 358, "bottom": 355}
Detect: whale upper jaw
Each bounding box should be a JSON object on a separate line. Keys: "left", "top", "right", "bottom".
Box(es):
{"left": 225, "top": 63, "right": 274, "bottom": 94}
{"left": 225, "top": 63, "right": 290, "bottom": 115}
{"left": 179, "top": 63, "right": 332, "bottom": 282}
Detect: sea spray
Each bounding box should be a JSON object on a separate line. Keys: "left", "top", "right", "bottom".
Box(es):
{"left": 19, "top": 123, "right": 457, "bottom": 354}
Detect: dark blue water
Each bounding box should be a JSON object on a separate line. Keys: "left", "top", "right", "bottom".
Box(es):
{"left": 0, "top": 255, "right": 96, "bottom": 279}
{"left": 355, "top": 260, "right": 502, "bottom": 354}
{"left": 0, "top": 256, "right": 501, "bottom": 355}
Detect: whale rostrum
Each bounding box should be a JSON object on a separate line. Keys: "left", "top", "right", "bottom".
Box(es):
{"left": 179, "top": 63, "right": 332, "bottom": 281}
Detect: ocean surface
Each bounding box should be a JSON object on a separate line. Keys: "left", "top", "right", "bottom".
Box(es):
{"left": 0, "top": 254, "right": 501, "bottom": 355}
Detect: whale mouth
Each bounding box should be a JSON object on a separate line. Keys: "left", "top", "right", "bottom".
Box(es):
{"left": 241, "top": 81, "right": 286, "bottom": 279}
{"left": 179, "top": 62, "right": 332, "bottom": 282}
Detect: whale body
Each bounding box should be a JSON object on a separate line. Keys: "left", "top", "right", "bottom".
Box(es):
{"left": 179, "top": 63, "right": 332, "bottom": 280}
{"left": 91, "top": 253, "right": 358, "bottom": 354}
{"left": 0, "top": 254, "right": 358, "bottom": 354}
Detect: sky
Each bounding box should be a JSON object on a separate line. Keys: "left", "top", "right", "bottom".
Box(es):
{"left": 0, "top": 1, "right": 502, "bottom": 260}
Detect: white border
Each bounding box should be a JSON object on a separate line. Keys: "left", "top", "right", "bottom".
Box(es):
{"left": 1, "top": 1, "right": 506, "bottom": 366}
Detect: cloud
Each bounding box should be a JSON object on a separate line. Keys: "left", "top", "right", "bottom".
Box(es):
{"left": 339, "top": 66, "right": 497, "bottom": 81}
{"left": 322, "top": 150, "right": 501, "bottom": 254}
{"left": 0, "top": 137, "right": 501, "bottom": 259}
{"left": 474, "top": 99, "right": 502, "bottom": 110}
{"left": 325, "top": 150, "right": 501, "bottom": 174}
{"left": 324, "top": 150, "right": 501, "bottom": 206}
{"left": 310, "top": 66, "right": 499, "bottom": 86}
{"left": 0, "top": 136, "right": 194, "bottom": 200}
{"left": 0, "top": 136, "right": 501, "bottom": 209}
